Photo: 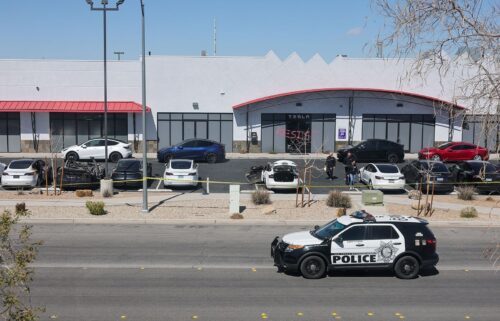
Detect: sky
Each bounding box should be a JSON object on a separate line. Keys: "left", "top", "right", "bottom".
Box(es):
{"left": 0, "top": 0, "right": 385, "bottom": 62}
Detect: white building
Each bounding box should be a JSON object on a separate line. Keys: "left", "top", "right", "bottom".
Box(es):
{"left": 0, "top": 51, "right": 497, "bottom": 154}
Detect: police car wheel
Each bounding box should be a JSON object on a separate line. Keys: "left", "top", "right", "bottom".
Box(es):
{"left": 300, "top": 255, "right": 326, "bottom": 279}
{"left": 394, "top": 255, "right": 420, "bottom": 279}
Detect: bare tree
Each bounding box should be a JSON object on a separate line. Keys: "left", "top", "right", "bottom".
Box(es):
{"left": 374, "top": 0, "right": 499, "bottom": 154}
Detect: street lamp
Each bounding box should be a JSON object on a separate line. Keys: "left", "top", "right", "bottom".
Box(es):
{"left": 140, "top": 0, "right": 148, "bottom": 213}
{"left": 84, "top": 0, "right": 125, "bottom": 178}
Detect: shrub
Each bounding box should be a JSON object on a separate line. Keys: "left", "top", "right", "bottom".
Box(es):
{"left": 326, "top": 190, "right": 352, "bottom": 208}
{"left": 230, "top": 213, "right": 244, "bottom": 219}
{"left": 460, "top": 207, "right": 478, "bottom": 218}
{"left": 336, "top": 208, "right": 347, "bottom": 217}
{"left": 486, "top": 196, "right": 494, "bottom": 201}
{"left": 75, "top": 189, "right": 93, "bottom": 197}
{"left": 86, "top": 201, "right": 107, "bottom": 216}
{"left": 456, "top": 186, "right": 475, "bottom": 201}
{"left": 252, "top": 190, "right": 271, "bottom": 205}
{"left": 102, "top": 189, "right": 113, "bottom": 198}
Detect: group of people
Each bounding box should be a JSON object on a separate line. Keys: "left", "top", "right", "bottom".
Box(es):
{"left": 324, "top": 151, "right": 359, "bottom": 190}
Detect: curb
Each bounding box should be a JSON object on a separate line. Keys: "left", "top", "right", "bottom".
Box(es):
{"left": 19, "top": 217, "right": 500, "bottom": 227}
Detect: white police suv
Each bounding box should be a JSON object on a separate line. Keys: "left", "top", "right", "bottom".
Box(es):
{"left": 271, "top": 211, "right": 439, "bottom": 279}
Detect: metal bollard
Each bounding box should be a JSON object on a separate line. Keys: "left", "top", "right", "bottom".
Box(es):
{"left": 206, "top": 177, "right": 210, "bottom": 194}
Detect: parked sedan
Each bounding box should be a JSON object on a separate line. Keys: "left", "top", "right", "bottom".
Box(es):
{"left": 112, "top": 159, "right": 152, "bottom": 189}
{"left": 261, "top": 160, "right": 299, "bottom": 190}
{"left": 449, "top": 161, "right": 500, "bottom": 194}
{"left": 61, "top": 138, "right": 132, "bottom": 162}
{"left": 2, "top": 159, "right": 51, "bottom": 189}
{"left": 359, "top": 163, "right": 406, "bottom": 190}
{"left": 157, "top": 139, "right": 225, "bottom": 164}
{"left": 401, "top": 160, "right": 454, "bottom": 194}
{"left": 164, "top": 159, "right": 199, "bottom": 188}
{"left": 418, "top": 142, "right": 489, "bottom": 162}
{"left": 337, "top": 139, "right": 404, "bottom": 164}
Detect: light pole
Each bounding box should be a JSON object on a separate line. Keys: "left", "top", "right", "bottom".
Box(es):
{"left": 85, "top": 0, "right": 125, "bottom": 178}
{"left": 140, "top": 0, "right": 148, "bottom": 213}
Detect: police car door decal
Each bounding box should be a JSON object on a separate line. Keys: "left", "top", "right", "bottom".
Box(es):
{"left": 330, "top": 225, "right": 375, "bottom": 265}
{"left": 331, "top": 224, "right": 405, "bottom": 265}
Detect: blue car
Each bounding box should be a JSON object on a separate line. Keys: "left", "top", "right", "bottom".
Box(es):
{"left": 157, "top": 139, "right": 226, "bottom": 163}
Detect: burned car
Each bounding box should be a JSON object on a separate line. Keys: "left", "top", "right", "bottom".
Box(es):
{"left": 56, "top": 158, "right": 105, "bottom": 190}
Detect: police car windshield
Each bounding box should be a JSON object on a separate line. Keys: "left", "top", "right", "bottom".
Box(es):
{"left": 313, "top": 219, "right": 346, "bottom": 240}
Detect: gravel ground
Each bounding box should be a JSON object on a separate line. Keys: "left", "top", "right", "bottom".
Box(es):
{"left": 8, "top": 196, "right": 499, "bottom": 222}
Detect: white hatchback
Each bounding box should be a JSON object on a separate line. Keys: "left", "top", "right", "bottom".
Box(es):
{"left": 164, "top": 159, "right": 199, "bottom": 187}
{"left": 2, "top": 159, "right": 49, "bottom": 188}
{"left": 61, "top": 138, "right": 132, "bottom": 162}
{"left": 359, "top": 163, "right": 406, "bottom": 190}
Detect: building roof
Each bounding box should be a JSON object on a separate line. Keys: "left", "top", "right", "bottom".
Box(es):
{"left": 0, "top": 101, "right": 150, "bottom": 113}
{"left": 232, "top": 88, "right": 465, "bottom": 110}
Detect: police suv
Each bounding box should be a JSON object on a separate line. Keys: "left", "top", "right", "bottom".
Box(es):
{"left": 271, "top": 211, "right": 439, "bottom": 279}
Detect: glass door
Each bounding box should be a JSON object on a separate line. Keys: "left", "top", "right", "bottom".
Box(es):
{"left": 285, "top": 114, "right": 311, "bottom": 153}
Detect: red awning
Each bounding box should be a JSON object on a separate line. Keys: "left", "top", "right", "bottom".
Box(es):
{"left": 0, "top": 101, "right": 151, "bottom": 113}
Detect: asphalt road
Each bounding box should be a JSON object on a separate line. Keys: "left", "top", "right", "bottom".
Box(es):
{"left": 29, "top": 223, "right": 500, "bottom": 321}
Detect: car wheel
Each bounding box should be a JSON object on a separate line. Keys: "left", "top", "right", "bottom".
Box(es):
{"left": 300, "top": 255, "right": 326, "bottom": 279}
{"left": 109, "top": 152, "right": 122, "bottom": 163}
{"left": 431, "top": 154, "right": 441, "bottom": 161}
{"left": 388, "top": 153, "right": 399, "bottom": 163}
{"left": 206, "top": 153, "right": 217, "bottom": 164}
{"left": 472, "top": 155, "right": 482, "bottom": 160}
{"left": 66, "top": 152, "right": 79, "bottom": 161}
{"left": 394, "top": 255, "right": 420, "bottom": 279}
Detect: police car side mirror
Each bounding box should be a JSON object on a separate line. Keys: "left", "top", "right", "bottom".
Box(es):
{"left": 313, "top": 225, "right": 320, "bottom": 230}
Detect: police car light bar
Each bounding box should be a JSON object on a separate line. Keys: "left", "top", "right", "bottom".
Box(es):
{"left": 350, "top": 210, "right": 376, "bottom": 222}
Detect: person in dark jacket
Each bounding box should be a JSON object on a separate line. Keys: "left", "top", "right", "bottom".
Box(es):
{"left": 344, "top": 151, "right": 356, "bottom": 185}
{"left": 325, "top": 153, "right": 336, "bottom": 180}
{"left": 348, "top": 160, "right": 359, "bottom": 190}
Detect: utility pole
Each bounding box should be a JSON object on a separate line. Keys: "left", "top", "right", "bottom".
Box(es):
{"left": 213, "top": 18, "right": 217, "bottom": 56}
{"left": 140, "top": 0, "right": 148, "bottom": 213}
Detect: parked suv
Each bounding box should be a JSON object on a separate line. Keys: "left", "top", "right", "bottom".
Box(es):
{"left": 337, "top": 139, "right": 404, "bottom": 164}
{"left": 271, "top": 211, "right": 438, "bottom": 279}
{"left": 62, "top": 138, "right": 132, "bottom": 162}
{"left": 157, "top": 139, "right": 225, "bottom": 163}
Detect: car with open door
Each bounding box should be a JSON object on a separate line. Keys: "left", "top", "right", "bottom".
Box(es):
{"left": 418, "top": 142, "right": 489, "bottom": 162}
{"left": 261, "top": 160, "right": 299, "bottom": 190}
{"left": 401, "top": 160, "right": 454, "bottom": 194}
{"left": 271, "top": 210, "right": 438, "bottom": 279}
{"left": 359, "top": 163, "right": 406, "bottom": 190}
{"left": 337, "top": 139, "right": 404, "bottom": 164}
{"left": 449, "top": 161, "right": 500, "bottom": 194}
{"left": 2, "top": 159, "right": 51, "bottom": 189}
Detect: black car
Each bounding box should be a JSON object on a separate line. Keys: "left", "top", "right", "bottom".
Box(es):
{"left": 56, "top": 159, "right": 104, "bottom": 190}
{"left": 449, "top": 161, "right": 500, "bottom": 194}
{"left": 157, "top": 139, "right": 226, "bottom": 163}
{"left": 111, "top": 159, "right": 152, "bottom": 189}
{"left": 401, "top": 160, "right": 454, "bottom": 194}
{"left": 271, "top": 211, "right": 438, "bottom": 279}
{"left": 337, "top": 139, "right": 404, "bottom": 164}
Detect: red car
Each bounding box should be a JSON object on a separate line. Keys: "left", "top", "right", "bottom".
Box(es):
{"left": 418, "top": 142, "right": 489, "bottom": 162}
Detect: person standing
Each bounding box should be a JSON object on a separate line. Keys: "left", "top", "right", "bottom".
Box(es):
{"left": 325, "top": 153, "right": 336, "bottom": 180}
{"left": 348, "top": 160, "right": 359, "bottom": 191}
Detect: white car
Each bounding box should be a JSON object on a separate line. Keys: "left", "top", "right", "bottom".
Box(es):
{"left": 164, "top": 159, "right": 199, "bottom": 187}
{"left": 359, "top": 163, "right": 406, "bottom": 190}
{"left": 2, "top": 159, "right": 50, "bottom": 189}
{"left": 61, "top": 138, "right": 132, "bottom": 162}
{"left": 0, "top": 162, "right": 6, "bottom": 183}
{"left": 262, "top": 160, "right": 299, "bottom": 190}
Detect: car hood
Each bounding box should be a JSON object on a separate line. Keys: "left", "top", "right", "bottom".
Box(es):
{"left": 282, "top": 231, "right": 322, "bottom": 246}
